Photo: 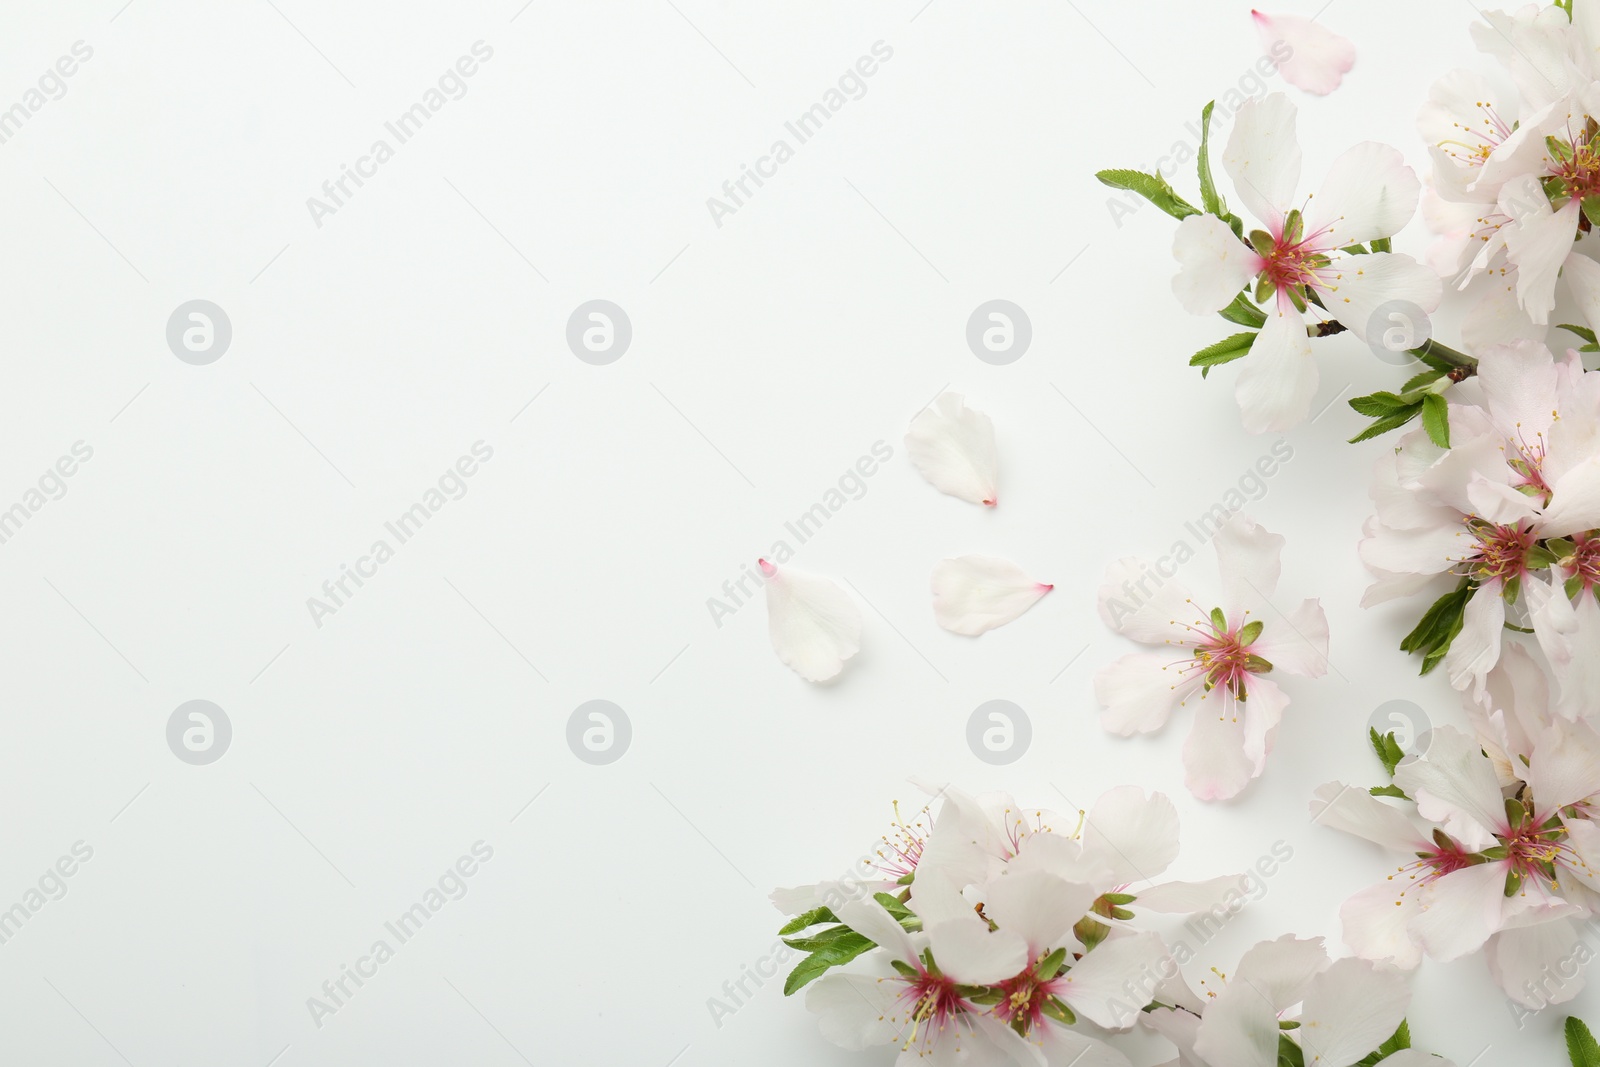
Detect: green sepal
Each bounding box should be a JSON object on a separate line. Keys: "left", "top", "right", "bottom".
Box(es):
{"left": 1239, "top": 620, "right": 1265, "bottom": 645}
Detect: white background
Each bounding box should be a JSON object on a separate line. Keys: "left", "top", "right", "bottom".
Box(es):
{"left": 0, "top": 0, "right": 1582, "bottom": 1064}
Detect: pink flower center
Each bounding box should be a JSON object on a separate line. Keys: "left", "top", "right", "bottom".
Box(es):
{"left": 1551, "top": 119, "right": 1600, "bottom": 201}
{"left": 1460, "top": 520, "right": 1536, "bottom": 584}
{"left": 993, "top": 971, "right": 1060, "bottom": 1034}
{"left": 1568, "top": 536, "right": 1600, "bottom": 594}
{"left": 892, "top": 967, "right": 972, "bottom": 1052}
{"left": 1169, "top": 604, "right": 1268, "bottom": 700}
{"left": 1258, "top": 224, "right": 1337, "bottom": 295}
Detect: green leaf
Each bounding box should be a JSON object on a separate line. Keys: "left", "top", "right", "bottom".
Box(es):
{"left": 1399, "top": 579, "right": 1474, "bottom": 675}
{"left": 1349, "top": 404, "right": 1425, "bottom": 444}
{"left": 1095, "top": 169, "right": 1201, "bottom": 221}
{"left": 1278, "top": 1032, "right": 1307, "bottom": 1067}
{"left": 782, "top": 923, "right": 872, "bottom": 952}
{"left": 778, "top": 907, "right": 837, "bottom": 936}
{"left": 1370, "top": 237, "right": 1392, "bottom": 253}
{"left": 782, "top": 931, "right": 876, "bottom": 995}
{"left": 1190, "top": 332, "right": 1257, "bottom": 378}
{"left": 1559, "top": 323, "right": 1599, "bottom": 346}
{"left": 873, "top": 892, "right": 913, "bottom": 922}
{"left": 1566, "top": 1016, "right": 1600, "bottom": 1067}
{"left": 1399, "top": 369, "right": 1445, "bottom": 394}
{"left": 1369, "top": 728, "right": 1406, "bottom": 778}
{"left": 1349, "top": 391, "right": 1413, "bottom": 417}
{"left": 1369, "top": 784, "right": 1410, "bottom": 799}
{"left": 1197, "top": 101, "right": 1224, "bottom": 218}
{"left": 1219, "top": 291, "right": 1267, "bottom": 328}
{"left": 1354, "top": 1020, "right": 1412, "bottom": 1065}
{"left": 1421, "top": 393, "right": 1451, "bottom": 449}
{"left": 1582, "top": 197, "right": 1600, "bottom": 230}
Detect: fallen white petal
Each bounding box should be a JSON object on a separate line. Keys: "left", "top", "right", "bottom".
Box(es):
{"left": 1253, "top": 10, "right": 1355, "bottom": 96}
{"left": 761, "top": 559, "right": 862, "bottom": 682}
{"left": 932, "top": 555, "right": 1052, "bottom": 636}
{"left": 904, "top": 392, "right": 1000, "bottom": 507}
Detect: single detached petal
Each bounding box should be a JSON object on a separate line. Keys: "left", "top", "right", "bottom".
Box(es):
{"left": 1295, "top": 957, "right": 1410, "bottom": 1067}
{"left": 1236, "top": 295, "right": 1316, "bottom": 433}
{"left": 932, "top": 555, "right": 1051, "bottom": 636}
{"left": 905, "top": 392, "right": 999, "bottom": 507}
{"left": 1253, "top": 10, "right": 1355, "bottom": 96}
{"left": 1173, "top": 213, "right": 1263, "bottom": 314}
{"left": 1224, "top": 92, "right": 1303, "bottom": 229}
{"left": 760, "top": 559, "right": 862, "bottom": 682}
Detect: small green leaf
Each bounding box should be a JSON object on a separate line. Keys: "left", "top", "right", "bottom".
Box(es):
{"left": 778, "top": 907, "right": 837, "bottom": 936}
{"left": 1399, "top": 369, "right": 1445, "bottom": 395}
{"left": 1421, "top": 393, "right": 1451, "bottom": 449}
{"left": 782, "top": 931, "right": 876, "bottom": 995}
{"left": 1349, "top": 404, "right": 1425, "bottom": 444}
{"left": 1197, "top": 101, "right": 1225, "bottom": 218}
{"left": 1399, "top": 579, "right": 1473, "bottom": 675}
{"left": 1095, "top": 169, "right": 1201, "bottom": 221}
{"left": 1369, "top": 728, "right": 1407, "bottom": 778}
{"left": 1190, "top": 332, "right": 1257, "bottom": 378}
{"left": 1566, "top": 1016, "right": 1600, "bottom": 1067}
{"left": 1369, "top": 784, "right": 1410, "bottom": 799}
{"left": 1559, "top": 323, "right": 1599, "bottom": 346}
{"left": 1219, "top": 291, "right": 1268, "bottom": 328}
{"left": 1349, "top": 391, "right": 1413, "bottom": 417}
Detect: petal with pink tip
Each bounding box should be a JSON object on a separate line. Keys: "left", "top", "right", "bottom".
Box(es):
{"left": 931, "top": 555, "right": 1052, "bottom": 636}
{"left": 1252, "top": 10, "right": 1355, "bottom": 96}
{"left": 760, "top": 560, "right": 861, "bottom": 682}
{"left": 904, "top": 392, "right": 999, "bottom": 507}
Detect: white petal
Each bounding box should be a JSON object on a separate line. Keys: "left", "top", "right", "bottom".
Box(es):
{"left": 981, "top": 871, "right": 1097, "bottom": 956}
{"left": 1223, "top": 92, "right": 1302, "bottom": 229}
{"left": 1056, "top": 931, "right": 1171, "bottom": 1030}
{"left": 1212, "top": 512, "right": 1284, "bottom": 607}
{"left": 1540, "top": 454, "right": 1600, "bottom": 537}
{"left": 1487, "top": 920, "right": 1587, "bottom": 1008}
{"left": 1193, "top": 976, "right": 1280, "bottom": 1067}
{"left": 1409, "top": 862, "right": 1509, "bottom": 962}
{"left": 1238, "top": 675, "right": 1288, "bottom": 775}
{"left": 1461, "top": 273, "right": 1542, "bottom": 351}
{"left": 1443, "top": 585, "right": 1505, "bottom": 697}
{"left": 1564, "top": 251, "right": 1600, "bottom": 333}
{"left": 1527, "top": 716, "right": 1600, "bottom": 815}
{"left": 1251, "top": 598, "right": 1330, "bottom": 678}
{"left": 1477, "top": 340, "right": 1559, "bottom": 440}
{"left": 1081, "top": 786, "right": 1181, "bottom": 885}
{"left": 905, "top": 392, "right": 999, "bottom": 507}
{"left": 806, "top": 971, "right": 901, "bottom": 1050}
{"left": 1304, "top": 142, "right": 1419, "bottom": 245}
{"left": 1253, "top": 10, "right": 1355, "bottom": 97}
{"left": 1340, "top": 879, "right": 1424, "bottom": 970}
{"left": 1234, "top": 934, "right": 1331, "bottom": 1009}
{"left": 1295, "top": 957, "right": 1410, "bottom": 1067}
{"left": 931, "top": 555, "right": 1052, "bottom": 636}
{"left": 1183, "top": 694, "right": 1255, "bottom": 801}
{"left": 761, "top": 560, "right": 862, "bottom": 682}
{"left": 1172, "top": 214, "right": 1263, "bottom": 314}
{"left": 1308, "top": 781, "right": 1426, "bottom": 853}
{"left": 1322, "top": 252, "right": 1443, "bottom": 343}
{"left": 923, "top": 916, "right": 1028, "bottom": 986}
{"left": 1134, "top": 874, "right": 1251, "bottom": 914}
{"left": 835, "top": 896, "right": 917, "bottom": 963}
{"left": 1507, "top": 199, "right": 1583, "bottom": 324}
{"left": 1236, "top": 297, "right": 1316, "bottom": 433}
{"left": 1095, "top": 652, "right": 1200, "bottom": 736}
{"left": 1393, "top": 726, "right": 1508, "bottom": 843}
{"left": 1529, "top": 581, "right": 1600, "bottom": 719}
{"left": 1097, "top": 556, "right": 1198, "bottom": 646}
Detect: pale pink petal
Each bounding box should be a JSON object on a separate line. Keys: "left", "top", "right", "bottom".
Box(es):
{"left": 1322, "top": 252, "right": 1443, "bottom": 343}
{"left": 1564, "top": 251, "right": 1600, "bottom": 333}
{"left": 1212, "top": 512, "right": 1284, "bottom": 608}
{"left": 1295, "top": 958, "right": 1410, "bottom": 1067}
{"left": 1527, "top": 716, "right": 1600, "bottom": 815}
{"left": 1393, "top": 726, "right": 1507, "bottom": 844}
{"left": 1081, "top": 786, "right": 1181, "bottom": 884}
{"left": 1098, "top": 556, "right": 1198, "bottom": 646}
{"left": 1056, "top": 931, "right": 1172, "bottom": 1030}
{"left": 1528, "top": 580, "right": 1600, "bottom": 719}
{"left": 905, "top": 392, "right": 999, "bottom": 507}
{"left": 1172, "top": 213, "right": 1263, "bottom": 314}
{"left": 1095, "top": 652, "right": 1202, "bottom": 736}
{"left": 1304, "top": 142, "right": 1419, "bottom": 245}
{"left": 1239, "top": 675, "right": 1288, "bottom": 775}
{"left": 1193, "top": 976, "right": 1280, "bottom": 1067}
{"left": 1340, "top": 880, "right": 1424, "bottom": 969}
{"left": 931, "top": 555, "right": 1052, "bottom": 636}
{"left": 1487, "top": 921, "right": 1587, "bottom": 1008}
{"left": 1183, "top": 696, "right": 1255, "bottom": 801}
{"left": 1462, "top": 273, "right": 1542, "bottom": 350}
{"left": 1253, "top": 10, "right": 1355, "bottom": 97}
{"left": 1236, "top": 296, "right": 1316, "bottom": 434}
{"left": 1251, "top": 598, "right": 1329, "bottom": 678}
{"left": 1476, "top": 339, "right": 1560, "bottom": 439}
{"left": 1223, "top": 92, "right": 1302, "bottom": 229}
{"left": 1409, "top": 862, "right": 1510, "bottom": 961}
{"left": 761, "top": 559, "right": 862, "bottom": 682}
{"left": 1540, "top": 454, "right": 1600, "bottom": 537}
